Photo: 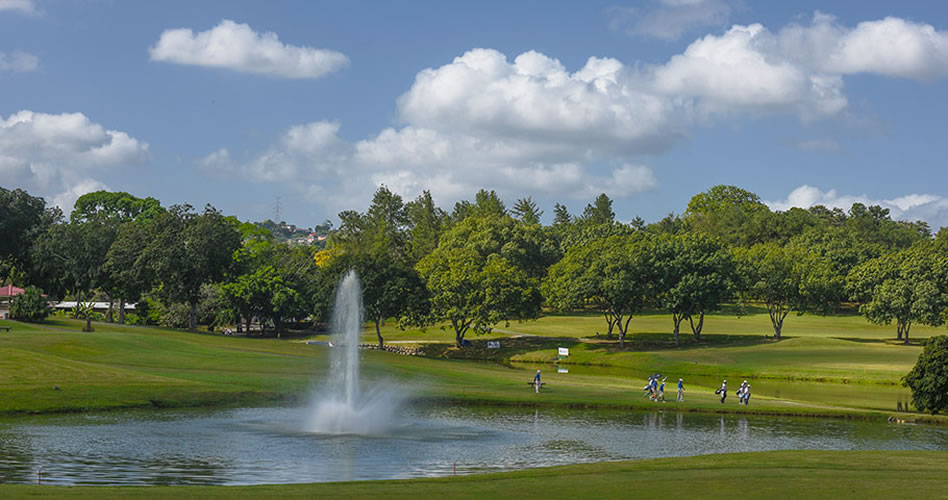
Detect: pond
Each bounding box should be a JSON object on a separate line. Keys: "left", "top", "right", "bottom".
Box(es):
{"left": 1, "top": 405, "right": 945, "bottom": 486}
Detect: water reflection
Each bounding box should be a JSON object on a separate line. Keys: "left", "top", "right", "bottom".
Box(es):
{"left": 0, "top": 406, "right": 945, "bottom": 486}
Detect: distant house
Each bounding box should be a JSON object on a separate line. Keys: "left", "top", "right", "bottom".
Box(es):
{"left": 53, "top": 301, "right": 137, "bottom": 314}
{"left": 0, "top": 285, "right": 26, "bottom": 320}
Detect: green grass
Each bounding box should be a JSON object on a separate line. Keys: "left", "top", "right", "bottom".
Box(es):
{"left": 0, "top": 314, "right": 943, "bottom": 421}
{"left": 2, "top": 450, "right": 946, "bottom": 499}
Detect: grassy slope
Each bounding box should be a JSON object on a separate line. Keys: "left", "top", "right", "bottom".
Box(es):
{"left": 2, "top": 451, "right": 946, "bottom": 499}
{"left": 0, "top": 314, "right": 943, "bottom": 421}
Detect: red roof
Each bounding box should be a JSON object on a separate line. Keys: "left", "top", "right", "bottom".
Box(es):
{"left": 0, "top": 285, "right": 25, "bottom": 297}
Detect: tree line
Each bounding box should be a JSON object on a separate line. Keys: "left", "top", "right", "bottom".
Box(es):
{"left": 2, "top": 184, "right": 946, "bottom": 345}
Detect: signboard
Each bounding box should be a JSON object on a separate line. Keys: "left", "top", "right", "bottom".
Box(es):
{"left": 557, "top": 347, "right": 569, "bottom": 357}
{"left": 487, "top": 340, "right": 501, "bottom": 349}
{"left": 557, "top": 366, "right": 569, "bottom": 374}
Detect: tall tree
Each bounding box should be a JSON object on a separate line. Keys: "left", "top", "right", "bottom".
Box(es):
{"left": 405, "top": 190, "right": 447, "bottom": 263}
{"left": 416, "top": 214, "right": 544, "bottom": 347}
{"left": 0, "top": 187, "right": 52, "bottom": 283}
{"left": 148, "top": 205, "right": 241, "bottom": 329}
{"left": 581, "top": 193, "right": 615, "bottom": 225}
{"left": 543, "top": 234, "right": 653, "bottom": 348}
{"left": 512, "top": 197, "right": 543, "bottom": 225}
{"left": 847, "top": 245, "right": 948, "bottom": 344}
{"left": 651, "top": 233, "right": 734, "bottom": 344}
{"left": 734, "top": 243, "right": 836, "bottom": 339}
{"left": 684, "top": 185, "right": 771, "bottom": 247}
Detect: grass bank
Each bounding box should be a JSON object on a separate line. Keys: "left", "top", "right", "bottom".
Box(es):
{"left": 2, "top": 450, "right": 946, "bottom": 499}
{"left": 0, "top": 316, "right": 943, "bottom": 424}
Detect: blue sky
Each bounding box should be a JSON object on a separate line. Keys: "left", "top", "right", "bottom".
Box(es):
{"left": 3, "top": 0, "right": 948, "bottom": 229}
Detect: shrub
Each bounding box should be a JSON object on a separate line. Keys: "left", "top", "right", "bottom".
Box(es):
{"left": 9, "top": 286, "right": 52, "bottom": 322}
{"left": 159, "top": 302, "right": 191, "bottom": 328}
{"left": 903, "top": 335, "right": 948, "bottom": 414}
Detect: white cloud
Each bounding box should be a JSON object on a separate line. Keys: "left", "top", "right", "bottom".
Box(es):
{"left": 652, "top": 24, "right": 847, "bottom": 118}
{"left": 766, "top": 185, "right": 948, "bottom": 229}
{"left": 206, "top": 13, "right": 948, "bottom": 219}
{"left": 779, "top": 14, "right": 948, "bottom": 80}
{"left": 150, "top": 19, "right": 349, "bottom": 79}
{"left": 610, "top": 0, "right": 731, "bottom": 41}
{"left": 0, "top": 50, "right": 38, "bottom": 72}
{"left": 0, "top": 111, "right": 148, "bottom": 214}
{"left": 0, "top": 0, "right": 34, "bottom": 13}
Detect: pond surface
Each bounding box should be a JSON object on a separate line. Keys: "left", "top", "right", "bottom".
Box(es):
{"left": 1, "top": 405, "right": 946, "bottom": 486}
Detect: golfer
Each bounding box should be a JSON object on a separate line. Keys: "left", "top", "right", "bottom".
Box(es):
{"left": 534, "top": 370, "right": 541, "bottom": 393}
{"left": 716, "top": 379, "right": 727, "bottom": 403}
{"left": 677, "top": 378, "right": 685, "bottom": 402}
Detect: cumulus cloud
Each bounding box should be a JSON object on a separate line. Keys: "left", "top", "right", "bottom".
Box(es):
{"left": 0, "top": 0, "right": 34, "bottom": 13}
{"left": 0, "top": 111, "right": 148, "bottom": 213}
{"left": 150, "top": 19, "right": 349, "bottom": 79}
{"left": 0, "top": 50, "right": 38, "bottom": 72}
{"left": 610, "top": 0, "right": 731, "bottom": 41}
{"left": 206, "top": 13, "right": 948, "bottom": 217}
{"left": 766, "top": 185, "right": 948, "bottom": 229}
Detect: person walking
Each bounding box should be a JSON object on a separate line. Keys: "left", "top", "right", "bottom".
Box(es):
{"left": 677, "top": 378, "right": 685, "bottom": 402}
{"left": 743, "top": 384, "right": 751, "bottom": 405}
{"left": 534, "top": 370, "right": 541, "bottom": 393}
{"left": 659, "top": 378, "right": 666, "bottom": 402}
{"left": 715, "top": 379, "right": 727, "bottom": 403}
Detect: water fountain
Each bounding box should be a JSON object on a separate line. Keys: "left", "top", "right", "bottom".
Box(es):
{"left": 304, "top": 270, "right": 400, "bottom": 435}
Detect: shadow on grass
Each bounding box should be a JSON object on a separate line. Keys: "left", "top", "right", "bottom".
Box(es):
{"left": 424, "top": 332, "right": 782, "bottom": 362}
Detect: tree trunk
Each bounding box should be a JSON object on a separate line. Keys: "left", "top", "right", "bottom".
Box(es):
{"left": 617, "top": 315, "right": 633, "bottom": 349}
{"left": 689, "top": 312, "right": 705, "bottom": 341}
{"left": 376, "top": 318, "right": 384, "bottom": 348}
{"left": 672, "top": 312, "right": 685, "bottom": 346}
{"left": 188, "top": 302, "right": 197, "bottom": 330}
{"left": 118, "top": 298, "right": 126, "bottom": 324}
{"left": 106, "top": 297, "right": 114, "bottom": 323}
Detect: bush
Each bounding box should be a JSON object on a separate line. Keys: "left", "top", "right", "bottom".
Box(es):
{"left": 159, "top": 302, "right": 191, "bottom": 328}
{"left": 9, "top": 286, "right": 52, "bottom": 322}
{"left": 903, "top": 335, "right": 948, "bottom": 415}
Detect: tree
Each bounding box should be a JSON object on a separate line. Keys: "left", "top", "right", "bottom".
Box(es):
{"left": 148, "top": 205, "right": 241, "bottom": 329}
{"left": 317, "top": 252, "right": 428, "bottom": 347}
{"left": 71, "top": 190, "right": 162, "bottom": 224}
{"left": 552, "top": 203, "right": 572, "bottom": 226}
{"left": 104, "top": 221, "right": 153, "bottom": 324}
{"left": 543, "top": 234, "right": 653, "bottom": 348}
{"left": 847, "top": 245, "right": 948, "bottom": 344}
{"left": 512, "top": 197, "right": 543, "bottom": 225}
{"left": 418, "top": 247, "right": 541, "bottom": 347}
{"left": 651, "top": 233, "right": 734, "bottom": 344}
{"left": 405, "top": 190, "right": 447, "bottom": 263}
{"left": 684, "top": 185, "right": 771, "bottom": 247}
{"left": 0, "top": 187, "right": 52, "bottom": 283}
{"left": 9, "top": 286, "right": 51, "bottom": 322}
{"left": 902, "top": 335, "right": 948, "bottom": 414}
{"left": 581, "top": 193, "right": 615, "bottom": 225}
{"left": 734, "top": 243, "right": 835, "bottom": 339}
{"left": 416, "top": 214, "right": 545, "bottom": 347}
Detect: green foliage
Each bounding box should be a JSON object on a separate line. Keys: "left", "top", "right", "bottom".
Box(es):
{"left": 0, "top": 187, "right": 51, "bottom": 282}
{"left": 511, "top": 197, "right": 542, "bottom": 225}
{"left": 903, "top": 335, "right": 948, "bottom": 414}
{"left": 543, "top": 234, "right": 652, "bottom": 347}
{"left": 417, "top": 216, "right": 544, "bottom": 346}
{"left": 581, "top": 193, "right": 615, "bottom": 225}
{"left": 70, "top": 190, "right": 163, "bottom": 224}
{"left": 734, "top": 243, "right": 836, "bottom": 338}
{"left": 9, "top": 286, "right": 51, "bottom": 322}
{"left": 847, "top": 244, "right": 948, "bottom": 343}
{"left": 650, "top": 233, "right": 734, "bottom": 343}
{"left": 405, "top": 190, "right": 447, "bottom": 263}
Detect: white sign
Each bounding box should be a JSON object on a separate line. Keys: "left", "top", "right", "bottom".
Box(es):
{"left": 558, "top": 347, "right": 569, "bottom": 357}
{"left": 557, "top": 367, "right": 569, "bottom": 374}
{"left": 487, "top": 341, "right": 501, "bottom": 349}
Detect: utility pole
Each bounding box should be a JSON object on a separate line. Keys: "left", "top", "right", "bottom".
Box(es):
{"left": 273, "top": 196, "right": 282, "bottom": 223}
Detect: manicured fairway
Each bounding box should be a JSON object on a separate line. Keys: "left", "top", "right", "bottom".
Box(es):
{"left": 0, "top": 315, "right": 942, "bottom": 420}
{"left": 1, "top": 450, "right": 945, "bottom": 499}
